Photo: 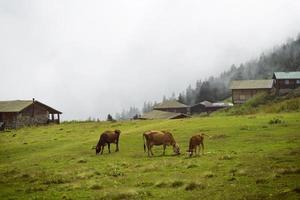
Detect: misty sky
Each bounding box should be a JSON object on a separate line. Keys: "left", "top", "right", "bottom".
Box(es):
{"left": 1, "top": 0, "right": 300, "bottom": 120}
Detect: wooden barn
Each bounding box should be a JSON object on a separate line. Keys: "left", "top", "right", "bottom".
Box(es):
{"left": 153, "top": 100, "right": 189, "bottom": 114}
{"left": 0, "top": 99, "right": 62, "bottom": 129}
{"left": 191, "top": 101, "right": 233, "bottom": 114}
{"left": 230, "top": 80, "right": 274, "bottom": 104}
{"left": 272, "top": 71, "right": 300, "bottom": 94}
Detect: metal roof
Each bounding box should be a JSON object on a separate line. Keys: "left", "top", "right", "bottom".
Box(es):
{"left": 0, "top": 100, "right": 62, "bottom": 113}
{"left": 140, "top": 110, "right": 189, "bottom": 119}
{"left": 230, "top": 80, "right": 274, "bottom": 90}
{"left": 273, "top": 71, "right": 300, "bottom": 79}
{"left": 154, "top": 100, "right": 188, "bottom": 109}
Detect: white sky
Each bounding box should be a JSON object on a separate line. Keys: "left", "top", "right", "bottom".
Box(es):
{"left": 1, "top": 0, "right": 300, "bottom": 120}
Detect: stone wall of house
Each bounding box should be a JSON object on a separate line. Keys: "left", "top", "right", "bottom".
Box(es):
{"left": 1, "top": 113, "right": 17, "bottom": 129}
{"left": 15, "top": 113, "right": 49, "bottom": 128}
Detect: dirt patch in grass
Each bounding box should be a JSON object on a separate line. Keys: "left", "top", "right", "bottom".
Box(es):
{"left": 155, "top": 181, "right": 169, "bottom": 188}
{"left": 185, "top": 182, "right": 205, "bottom": 191}
{"left": 43, "top": 175, "right": 70, "bottom": 185}
{"left": 256, "top": 178, "right": 268, "bottom": 184}
{"left": 77, "top": 159, "right": 87, "bottom": 163}
{"left": 105, "top": 167, "right": 124, "bottom": 177}
{"left": 135, "top": 181, "right": 154, "bottom": 187}
{"left": 186, "top": 164, "right": 198, "bottom": 169}
{"left": 170, "top": 180, "right": 184, "bottom": 188}
{"left": 203, "top": 171, "right": 214, "bottom": 178}
{"left": 275, "top": 167, "right": 300, "bottom": 175}
{"left": 219, "top": 155, "right": 233, "bottom": 160}
{"left": 211, "top": 134, "right": 228, "bottom": 139}
{"left": 98, "top": 189, "right": 152, "bottom": 200}
{"left": 90, "top": 184, "right": 103, "bottom": 190}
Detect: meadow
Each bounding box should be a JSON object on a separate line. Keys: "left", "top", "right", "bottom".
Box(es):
{"left": 0, "top": 113, "right": 300, "bottom": 200}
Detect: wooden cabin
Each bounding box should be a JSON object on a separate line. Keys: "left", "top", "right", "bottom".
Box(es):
{"left": 0, "top": 99, "right": 62, "bottom": 129}
{"left": 230, "top": 80, "right": 274, "bottom": 104}
{"left": 190, "top": 101, "right": 211, "bottom": 114}
{"left": 153, "top": 100, "right": 189, "bottom": 114}
{"left": 272, "top": 71, "right": 300, "bottom": 94}
{"left": 191, "top": 101, "right": 233, "bottom": 114}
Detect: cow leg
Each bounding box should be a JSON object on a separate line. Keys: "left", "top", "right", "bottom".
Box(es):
{"left": 146, "top": 142, "right": 151, "bottom": 157}
{"left": 197, "top": 145, "right": 200, "bottom": 155}
{"left": 101, "top": 145, "right": 104, "bottom": 155}
{"left": 163, "top": 144, "right": 166, "bottom": 155}
{"left": 150, "top": 144, "right": 154, "bottom": 156}
{"left": 201, "top": 141, "right": 204, "bottom": 155}
{"left": 115, "top": 140, "right": 119, "bottom": 152}
{"left": 108, "top": 143, "right": 111, "bottom": 153}
{"left": 189, "top": 148, "right": 193, "bottom": 157}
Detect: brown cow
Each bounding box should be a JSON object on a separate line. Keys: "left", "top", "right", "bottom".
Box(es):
{"left": 143, "top": 130, "right": 180, "bottom": 156}
{"left": 187, "top": 133, "right": 210, "bottom": 157}
{"left": 96, "top": 129, "right": 121, "bottom": 155}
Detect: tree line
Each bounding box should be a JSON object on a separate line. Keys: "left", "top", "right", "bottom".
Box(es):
{"left": 112, "top": 34, "right": 300, "bottom": 120}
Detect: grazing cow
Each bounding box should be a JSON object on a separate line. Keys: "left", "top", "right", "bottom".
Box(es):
{"left": 96, "top": 129, "right": 121, "bottom": 155}
{"left": 143, "top": 130, "right": 180, "bottom": 156}
{"left": 187, "top": 133, "right": 210, "bottom": 157}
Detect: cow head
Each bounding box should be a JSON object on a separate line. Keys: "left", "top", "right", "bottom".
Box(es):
{"left": 114, "top": 129, "right": 121, "bottom": 135}
{"left": 173, "top": 143, "right": 180, "bottom": 155}
{"left": 186, "top": 150, "right": 193, "bottom": 157}
{"left": 95, "top": 145, "right": 101, "bottom": 155}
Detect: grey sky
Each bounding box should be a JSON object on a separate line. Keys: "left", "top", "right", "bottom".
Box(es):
{"left": 1, "top": 0, "right": 300, "bottom": 120}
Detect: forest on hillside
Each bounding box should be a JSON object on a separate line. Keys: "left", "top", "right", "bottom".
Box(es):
{"left": 115, "top": 34, "right": 300, "bottom": 120}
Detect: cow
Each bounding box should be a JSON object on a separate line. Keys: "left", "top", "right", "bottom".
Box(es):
{"left": 187, "top": 133, "right": 210, "bottom": 157}
{"left": 143, "top": 130, "right": 180, "bottom": 156}
{"left": 96, "top": 129, "right": 121, "bottom": 155}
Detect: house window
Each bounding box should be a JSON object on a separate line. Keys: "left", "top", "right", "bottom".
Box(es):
{"left": 284, "top": 80, "right": 289, "bottom": 85}
{"left": 297, "top": 80, "right": 300, "bottom": 84}
{"left": 240, "top": 95, "right": 246, "bottom": 100}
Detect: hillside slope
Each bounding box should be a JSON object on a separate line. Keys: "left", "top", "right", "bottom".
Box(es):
{"left": 215, "top": 88, "right": 300, "bottom": 116}
{"left": 0, "top": 113, "right": 300, "bottom": 199}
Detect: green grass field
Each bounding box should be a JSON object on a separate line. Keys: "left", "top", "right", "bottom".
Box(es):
{"left": 1, "top": 113, "right": 300, "bottom": 200}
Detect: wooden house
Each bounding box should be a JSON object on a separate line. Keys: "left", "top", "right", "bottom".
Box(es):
{"left": 272, "top": 71, "right": 300, "bottom": 94}
{"left": 191, "top": 101, "right": 233, "bottom": 114}
{"left": 153, "top": 100, "right": 189, "bottom": 114}
{"left": 0, "top": 99, "right": 62, "bottom": 129}
{"left": 230, "top": 80, "right": 274, "bottom": 104}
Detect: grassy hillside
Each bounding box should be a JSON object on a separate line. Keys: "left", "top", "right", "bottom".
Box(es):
{"left": 0, "top": 113, "right": 300, "bottom": 200}
{"left": 216, "top": 88, "right": 300, "bottom": 116}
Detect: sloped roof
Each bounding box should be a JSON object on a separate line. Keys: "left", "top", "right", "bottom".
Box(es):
{"left": 230, "top": 80, "right": 274, "bottom": 90}
{"left": 209, "top": 102, "right": 233, "bottom": 107}
{"left": 191, "top": 101, "right": 212, "bottom": 107}
{"left": 154, "top": 100, "right": 188, "bottom": 109}
{"left": 140, "top": 110, "right": 189, "bottom": 120}
{"left": 192, "top": 101, "right": 233, "bottom": 108}
{"left": 0, "top": 100, "right": 62, "bottom": 114}
{"left": 273, "top": 71, "right": 300, "bottom": 79}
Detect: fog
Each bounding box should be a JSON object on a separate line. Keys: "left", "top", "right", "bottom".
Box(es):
{"left": 1, "top": 0, "right": 300, "bottom": 120}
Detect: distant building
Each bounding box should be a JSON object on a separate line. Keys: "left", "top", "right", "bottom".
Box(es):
{"left": 139, "top": 110, "right": 190, "bottom": 120}
{"left": 272, "top": 71, "right": 300, "bottom": 94}
{"left": 153, "top": 100, "right": 189, "bottom": 114}
{"left": 191, "top": 101, "right": 233, "bottom": 114}
{"left": 0, "top": 99, "right": 62, "bottom": 129}
{"left": 230, "top": 80, "right": 274, "bottom": 104}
